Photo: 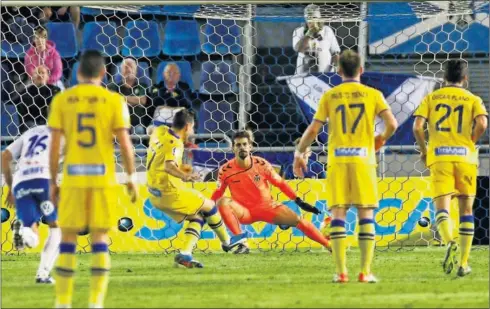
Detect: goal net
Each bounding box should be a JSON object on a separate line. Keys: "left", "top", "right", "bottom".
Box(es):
{"left": 1, "top": 1, "right": 488, "bottom": 254}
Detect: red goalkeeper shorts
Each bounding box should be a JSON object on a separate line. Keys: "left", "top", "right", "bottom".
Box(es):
{"left": 239, "top": 204, "right": 288, "bottom": 225}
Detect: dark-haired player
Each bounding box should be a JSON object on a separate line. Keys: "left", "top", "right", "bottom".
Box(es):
{"left": 212, "top": 130, "right": 331, "bottom": 254}
{"left": 413, "top": 59, "right": 488, "bottom": 277}
{"left": 48, "top": 50, "right": 138, "bottom": 308}
{"left": 146, "top": 109, "right": 247, "bottom": 268}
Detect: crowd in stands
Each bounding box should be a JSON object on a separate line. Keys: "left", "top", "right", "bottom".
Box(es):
{"left": 1, "top": 5, "right": 328, "bottom": 180}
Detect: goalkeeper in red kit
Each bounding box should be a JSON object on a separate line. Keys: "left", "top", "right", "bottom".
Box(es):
{"left": 211, "top": 130, "right": 331, "bottom": 254}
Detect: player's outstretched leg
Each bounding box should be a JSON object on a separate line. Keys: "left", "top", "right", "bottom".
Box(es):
{"left": 174, "top": 216, "right": 204, "bottom": 268}
{"left": 200, "top": 199, "right": 248, "bottom": 252}
{"left": 271, "top": 206, "right": 331, "bottom": 250}
{"left": 36, "top": 221, "right": 61, "bottom": 284}
{"left": 435, "top": 196, "right": 458, "bottom": 274}
{"left": 357, "top": 209, "right": 377, "bottom": 283}
{"left": 55, "top": 233, "right": 77, "bottom": 308}
{"left": 457, "top": 196, "right": 475, "bottom": 277}
{"left": 88, "top": 232, "right": 111, "bottom": 309}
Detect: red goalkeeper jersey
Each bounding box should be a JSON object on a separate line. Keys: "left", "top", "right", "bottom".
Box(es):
{"left": 211, "top": 156, "right": 297, "bottom": 208}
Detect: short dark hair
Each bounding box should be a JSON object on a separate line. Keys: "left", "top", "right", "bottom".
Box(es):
{"left": 79, "top": 50, "right": 105, "bottom": 79}
{"left": 339, "top": 50, "right": 361, "bottom": 78}
{"left": 233, "top": 130, "right": 253, "bottom": 145}
{"left": 172, "top": 109, "right": 195, "bottom": 130}
{"left": 444, "top": 60, "right": 467, "bottom": 83}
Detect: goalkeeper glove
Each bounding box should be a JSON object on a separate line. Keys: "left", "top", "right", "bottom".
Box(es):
{"left": 295, "top": 197, "right": 321, "bottom": 215}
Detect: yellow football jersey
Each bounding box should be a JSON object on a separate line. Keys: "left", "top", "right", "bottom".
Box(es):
{"left": 146, "top": 126, "right": 185, "bottom": 194}
{"left": 414, "top": 86, "right": 488, "bottom": 166}
{"left": 314, "top": 81, "right": 390, "bottom": 165}
{"left": 47, "top": 84, "right": 130, "bottom": 188}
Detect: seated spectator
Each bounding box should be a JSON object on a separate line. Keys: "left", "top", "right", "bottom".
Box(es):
{"left": 11, "top": 65, "right": 61, "bottom": 132}
{"left": 150, "top": 63, "right": 197, "bottom": 127}
{"left": 24, "top": 25, "right": 63, "bottom": 89}
{"left": 41, "top": 6, "right": 80, "bottom": 29}
{"left": 108, "top": 58, "right": 150, "bottom": 135}
{"left": 281, "top": 138, "right": 326, "bottom": 179}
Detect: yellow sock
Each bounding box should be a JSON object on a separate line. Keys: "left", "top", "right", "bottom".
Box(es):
{"left": 182, "top": 219, "right": 204, "bottom": 255}
{"left": 55, "top": 243, "right": 77, "bottom": 307}
{"left": 89, "top": 243, "right": 111, "bottom": 308}
{"left": 358, "top": 219, "right": 376, "bottom": 275}
{"left": 330, "top": 219, "right": 347, "bottom": 274}
{"left": 436, "top": 209, "right": 453, "bottom": 244}
{"left": 459, "top": 215, "right": 474, "bottom": 268}
{"left": 203, "top": 206, "right": 230, "bottom": 244}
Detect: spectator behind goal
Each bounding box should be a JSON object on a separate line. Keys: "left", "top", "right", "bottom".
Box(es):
{"left": 24, "top": 25, "right": 63, "bottom": 89}
{"left": 292, "top": 4, "right": 341, "bottom": 74}
{"left": 150, "top": 63, "right": 197, "bottom": 127}
{"left": 108, "top": 58, "right": 150, "bottom": 135}
{"left": 11, "top": 65, "right": 61, "bottom": 132}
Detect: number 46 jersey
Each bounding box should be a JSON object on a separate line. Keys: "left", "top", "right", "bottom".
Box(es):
{"left": 48, "top": 84, "right": 130, "bottom": 188}
{"left": 414, "top": 86, "right": 488, "bottom": 167}
{"left": 6, "top": 125, "right": 57, "bottom": 189}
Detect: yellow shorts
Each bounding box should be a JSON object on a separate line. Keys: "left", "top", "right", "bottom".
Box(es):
{"left": 326, "top": 163, "right": 378, "bottom": 209}
{"left": 58, "top": 187, "right": 118, "bottom": 232}
{"left": 430, "top": 162, "right": 477, "bottom": 199}
{"left": 148, "top": 187, "right": 206, "bottom": 223}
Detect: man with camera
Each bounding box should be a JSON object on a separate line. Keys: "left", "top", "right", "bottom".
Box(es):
{"left": 293, "top": 4, "right": 341, "bottom": 74}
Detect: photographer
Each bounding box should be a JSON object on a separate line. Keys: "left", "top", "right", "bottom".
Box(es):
{"left": 292, "top": 4, "right": 341, "bottom": 74}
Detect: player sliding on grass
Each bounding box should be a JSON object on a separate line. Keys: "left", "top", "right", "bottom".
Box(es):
{"left": 413, "top": 60, "right": 488, "bottom": 277}
{"left": 211, "top": 130, "right": 331, "bottom": 254}
{"left": 146, "top": 109, "right": 247, "bottom": 268}
{"left": 294, "top": 50, "right": 398, "bottom": 283}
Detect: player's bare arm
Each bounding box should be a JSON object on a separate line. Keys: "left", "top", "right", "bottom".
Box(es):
{"left": 164, "top": 160, "right": 200, "bottom": 182}
{"left": 1, "top": 149, "right": 15, "bottom": 206}
{"left": 413, "top": 116, "right": 427, "bottom": 163}
{"left": 48, "top": 129, "right": 63, "bottom": 204}
{"left": 294, "top": 120, "right": 324, "bottom": 178}
{"left": 376, "top": 109, "right": 398, "bottom": 151}
{"left": 115, "top": 128, "right": 138, "bottom": 203}
{"left": 472, "top": 115, "right": 488, "bottom": 143}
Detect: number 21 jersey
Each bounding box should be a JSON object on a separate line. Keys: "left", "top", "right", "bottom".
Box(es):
{"left": 48, "top": 84, "right": 130, "bottom": 188}
{"left": 414, "top": 86, "right": 488, "bottom": 166}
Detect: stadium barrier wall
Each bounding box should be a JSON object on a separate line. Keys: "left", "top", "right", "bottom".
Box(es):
{"left": 1, "top": 176, "right": 465, "bottom": 253}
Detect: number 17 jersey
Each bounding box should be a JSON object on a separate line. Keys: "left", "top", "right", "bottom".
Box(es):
{"left": 314, "top": 81, "right": 390, "bottom": 165}
{"left": 48, "top": 84, "right": 130, "bottom": 188}
{"left": 414, "top": 86, "right": 488, "bottom": 166}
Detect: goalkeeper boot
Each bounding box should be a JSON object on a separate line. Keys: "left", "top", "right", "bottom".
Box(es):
{"left": 442, "top": 241, "right": 458, "bottom": 274}
{"left": 233, "top": 243, "right": 250, "bottom": 255}
{"left": 332, "top": 273, "right": 349, "bottom": 283}
{"left": 174, "top": 253, "right": 203, "bottom": 269}
{"left": 457, "top": 265, "right": 472, "bottom": 277}
{"left": 12, "top": 219, "right": 25, "bottom": 251}
{"left": 222, "top": 232, "right": 249, "bottom": 252}
{"left": 358, "top": 273, "right": 378, "bottom": 283}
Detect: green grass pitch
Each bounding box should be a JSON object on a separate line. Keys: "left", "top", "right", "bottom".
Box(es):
{"left": 1, "top": 247, "right": 488, "bottom": 308}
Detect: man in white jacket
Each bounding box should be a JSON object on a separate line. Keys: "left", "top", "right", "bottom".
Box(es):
{"left": 293, "top": 4, "right": 341, "bottom": 74}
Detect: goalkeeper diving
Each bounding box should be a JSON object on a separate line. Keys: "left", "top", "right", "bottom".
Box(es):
{"left": 211, "top": 130, "right": 331, "bottom": 254}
